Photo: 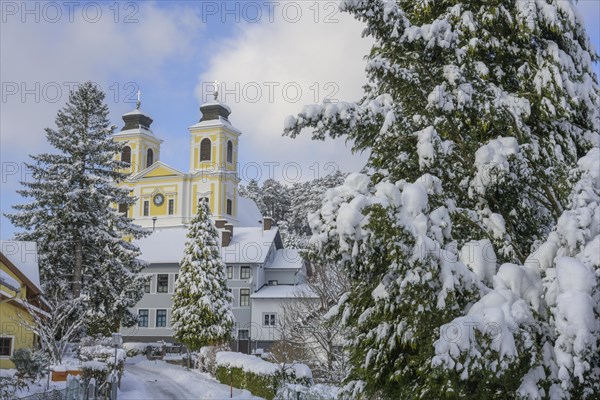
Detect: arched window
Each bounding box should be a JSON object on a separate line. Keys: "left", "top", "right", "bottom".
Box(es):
{"left": 200, "top": 138, "right": 211, "bottom": 161}
{"left": 226, "top": 199, "right": 232, "bottom": 215}
{"left": 146, "top": 149, "right": 154, "bottom": 168}
{"left": 227, "top": 141, "right": 233, "bottom": 163}
{"left": 121, "top": 146, "right": 131, "bottom": 164}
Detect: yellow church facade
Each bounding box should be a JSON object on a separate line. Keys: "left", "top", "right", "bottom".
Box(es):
{"left": 113, "top": 97, "right": 243, "bottom": 229}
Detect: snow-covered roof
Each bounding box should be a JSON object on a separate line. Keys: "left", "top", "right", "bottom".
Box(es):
{"left": 202, "top": 100, "right": 232, "bottom": 113}
{"left": 188, "top": 116, "right": 241, "bottom": 134}
{"left": 237, "top": 197, "right": 262, "bottom": 228}
{"left": 265, "top": 249, "right": 303, "bottom": 270}
{"left": 250, "top": 283, "right": 318, "bottom": 299}
{"left": 221, "top": 227, "right": 279, "bottom": 264}
{"left": 0, "top": 269, "right": 20, "bottom": 292}
{"left": 113, "top": 126, "right": 158, "bottom": 138}
{"left": 123, "top": 108, "right": 150, "bottom": 117}
{"left": 135, "top": 226, "right": 280, "bottom": 265}
{"left": 0, "top": 241, "right": 42, "bottom": 292}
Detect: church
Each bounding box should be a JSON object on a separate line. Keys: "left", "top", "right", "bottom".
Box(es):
{"left": 114, "top": 93, "right": 314, "bottom": 352}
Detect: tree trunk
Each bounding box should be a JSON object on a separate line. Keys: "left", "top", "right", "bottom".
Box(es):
{"left": 73, "top": 240, "right": 83, "bottom": 298}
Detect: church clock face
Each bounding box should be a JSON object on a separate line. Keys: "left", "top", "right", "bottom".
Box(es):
{"left": 153, "top": 193, "right": 165, "bottom": 207}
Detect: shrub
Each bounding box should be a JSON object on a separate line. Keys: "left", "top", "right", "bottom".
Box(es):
{"left": 214, "top": 351, "right": 312, "bottom": 400}
{"left": 77, "top": 336, "right": 126, "bottom": 382}
{"left": 196, "top": 345, "right": 229, "bottom": 374}
{"left": 11, "top": 348, "right": 48, "bottom": 381}
{"left": 0, "top": 375, "right": 26, "bottom": 398}
{"left": 81, "top": 361, "right": 109, "bottom": 384}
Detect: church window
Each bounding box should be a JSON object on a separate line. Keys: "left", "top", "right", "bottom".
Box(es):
{"left": 168, "top": 199, "right": 174, "bottom": 215}
{"left": 226, "top": 199, "right": 232, "bottom": 215}
{"left": 146, "top": 149, "right": 154, "bottom": 168}
{"left": 200, "top": 138, "right": 211, "bottom": 161}
{"left": 143, "top": 201, "right": 149, "bottom": 216}
{"left": 118, "top": 203, "right": 128, "bottom": 214}
{"left": 121, "top": 146, "right": 131, "bottom": 164}
{"left": 227, "top": 140, "right": 233, "bottom": 163}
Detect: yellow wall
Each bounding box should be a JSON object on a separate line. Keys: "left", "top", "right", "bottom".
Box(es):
{"left": 0, "top": 262, "right": 37, "bottom": 369}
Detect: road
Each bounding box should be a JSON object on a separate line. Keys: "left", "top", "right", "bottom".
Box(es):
{"left": 119, "top": 358, "right": 261, "bottom": 400}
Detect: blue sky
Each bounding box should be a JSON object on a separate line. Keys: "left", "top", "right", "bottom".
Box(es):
{"left": 1, "top": 0, "right": 599, "bottom": 240}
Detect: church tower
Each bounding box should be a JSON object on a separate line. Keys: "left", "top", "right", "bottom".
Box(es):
{"left": 188, "top": 91, "right": 241, "bottom": 223}
{"left": 113, "top": 90, "right": 243, "bottom": 229}
{"left": 113, "top": 97, "right": 163, "bottom": 175}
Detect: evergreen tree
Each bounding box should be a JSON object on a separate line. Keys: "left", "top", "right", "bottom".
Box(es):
{"left": 285, "top": 0, "right": 599, "bottom": 398}
{"left": 262, "top": 178, "right": 291, "bottom": 222}
{"left": 285, "top": 0, "right": 599, "bottom": 263}
{"left": 172, "top": 199, "right": 234, "bottom": 350}
{"left": 6, "top": 82, "right": 148, "bottom": 334}
{"left": 239, "top": 179, "right": 265, "bottom": 212}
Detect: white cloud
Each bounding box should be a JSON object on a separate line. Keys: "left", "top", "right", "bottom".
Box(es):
{"left": 0, "top": 2, "right": 204, "bottom": 152}
{"left": 195, "top": 3, "right": 373, "bottom": 182}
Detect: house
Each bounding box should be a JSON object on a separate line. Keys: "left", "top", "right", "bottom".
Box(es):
{"left": 116, "top": 93, "right": 313, "bottom": 352}
{"left": 119, "top": 222, "right": 311, "bottom": 352}
{"left": 0, "top": 241, "right": 43, "bottom": 368}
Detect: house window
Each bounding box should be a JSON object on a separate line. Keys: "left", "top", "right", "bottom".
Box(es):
{"left": 168, "top": 199, "right": 174, "bottom": 215}
{"left": 156, "top": 310, "right": 167, "bottom": 327}
{"left": 143, "top": 201, "right": 149, "bottom": 216}
{"left": 240, "top": 289, "right": 250, "bottom": 307}
{"left": 144, "top": 276, "right": 151, "bottom": 293}
{"left": 240, "top": 266, "right": 250, "bottom": 279}
{"left": 227, "top": 266, "right": 233, "bottom": 279}
{"left": 118, "top": 203, "right": 128, "bottom": 214}
{"left": 226, "top": 199, "right": 232, "bottom": 215}
{"left": 0, "top": 337, "right": 12, "bottom": 357}
{"left": 174, "top": 274, "right": 179, "bottom": 290}
{"left": 121, "top": 146, "right": 131, "bottom": 164}
{"left": 138, "top": 310, "right": 149, "bottom": 327}
{"left": 263, "top": 313, "right": 276, "bottom": 327}
{"left": 200, "top": 138, "right": 211, "bottom": 161}
{"left": 227, "top": 140, "right": 233, "bottom": 163}
{"left": 157, "top": 274, "right": 169, "bottom": 293}
{"left": 146, "top": 149, "right": 154, "bottom": 168}
{"left": 238, "top": 329, "right": 249, "bottom": 340}
{"left": 268, "top": 280, "right": 278, "bottom": 286}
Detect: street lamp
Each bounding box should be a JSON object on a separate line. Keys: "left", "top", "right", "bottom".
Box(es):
{"left": 152, "top": 216, "right": 157, "bottom": 231}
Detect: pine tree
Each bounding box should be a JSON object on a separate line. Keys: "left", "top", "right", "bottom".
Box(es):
{"left": 6, "top": 82, "right": 148, "bottom": 334}
{"left": 284, "top": 0, "right": 599, "bottom": 398}
{"left": 262, "top": 178, "right": 291, "bottom": 222}
{"left": 172, "top": 199, "right": 234, "bottom": 350}
{"left": 239, "top": 179, "right": 266, "bottom": 213}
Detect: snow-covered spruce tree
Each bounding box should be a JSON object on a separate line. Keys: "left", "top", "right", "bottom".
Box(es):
{"left": 284, "top": 1, "right": 599, "bottom": 398}
{"left": 6, "top": 82, "right": 148, "bottom": 334}
{"left": 435, "top": 148, "right": 600, "bottom": 398}
{"left": 285, "top": 0, "right": 599, "bottom": 263}
{"left": 171, "top": 199, "right": 234, "bottom": 350}
{"left": 308, "top": 173, "right": 486, "bottom": 398}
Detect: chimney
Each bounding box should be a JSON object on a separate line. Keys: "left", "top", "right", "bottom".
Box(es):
{"left": 221, "top": 229, "right": 231, "bottom": 247}
{"left": 224, "top": 223, "right": 234, "bottom": 237}
{"left": 263, "top": 217, "right": 273, "bottom": 231}
{"left": 215, "top": 219, "right": 227, "bottom": 229}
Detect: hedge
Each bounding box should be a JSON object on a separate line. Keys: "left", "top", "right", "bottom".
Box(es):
{"left": 214, "top": 351, "right": 312, "bottom": 400}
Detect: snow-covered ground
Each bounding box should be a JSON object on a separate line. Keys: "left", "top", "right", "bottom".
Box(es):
{"left": 119, "top": 357, "right": 261, "bottom": 399}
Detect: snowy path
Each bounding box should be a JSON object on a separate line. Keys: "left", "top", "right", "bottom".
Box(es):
{"left": 119, "top": 359, "right": 261, "bottom": 400}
